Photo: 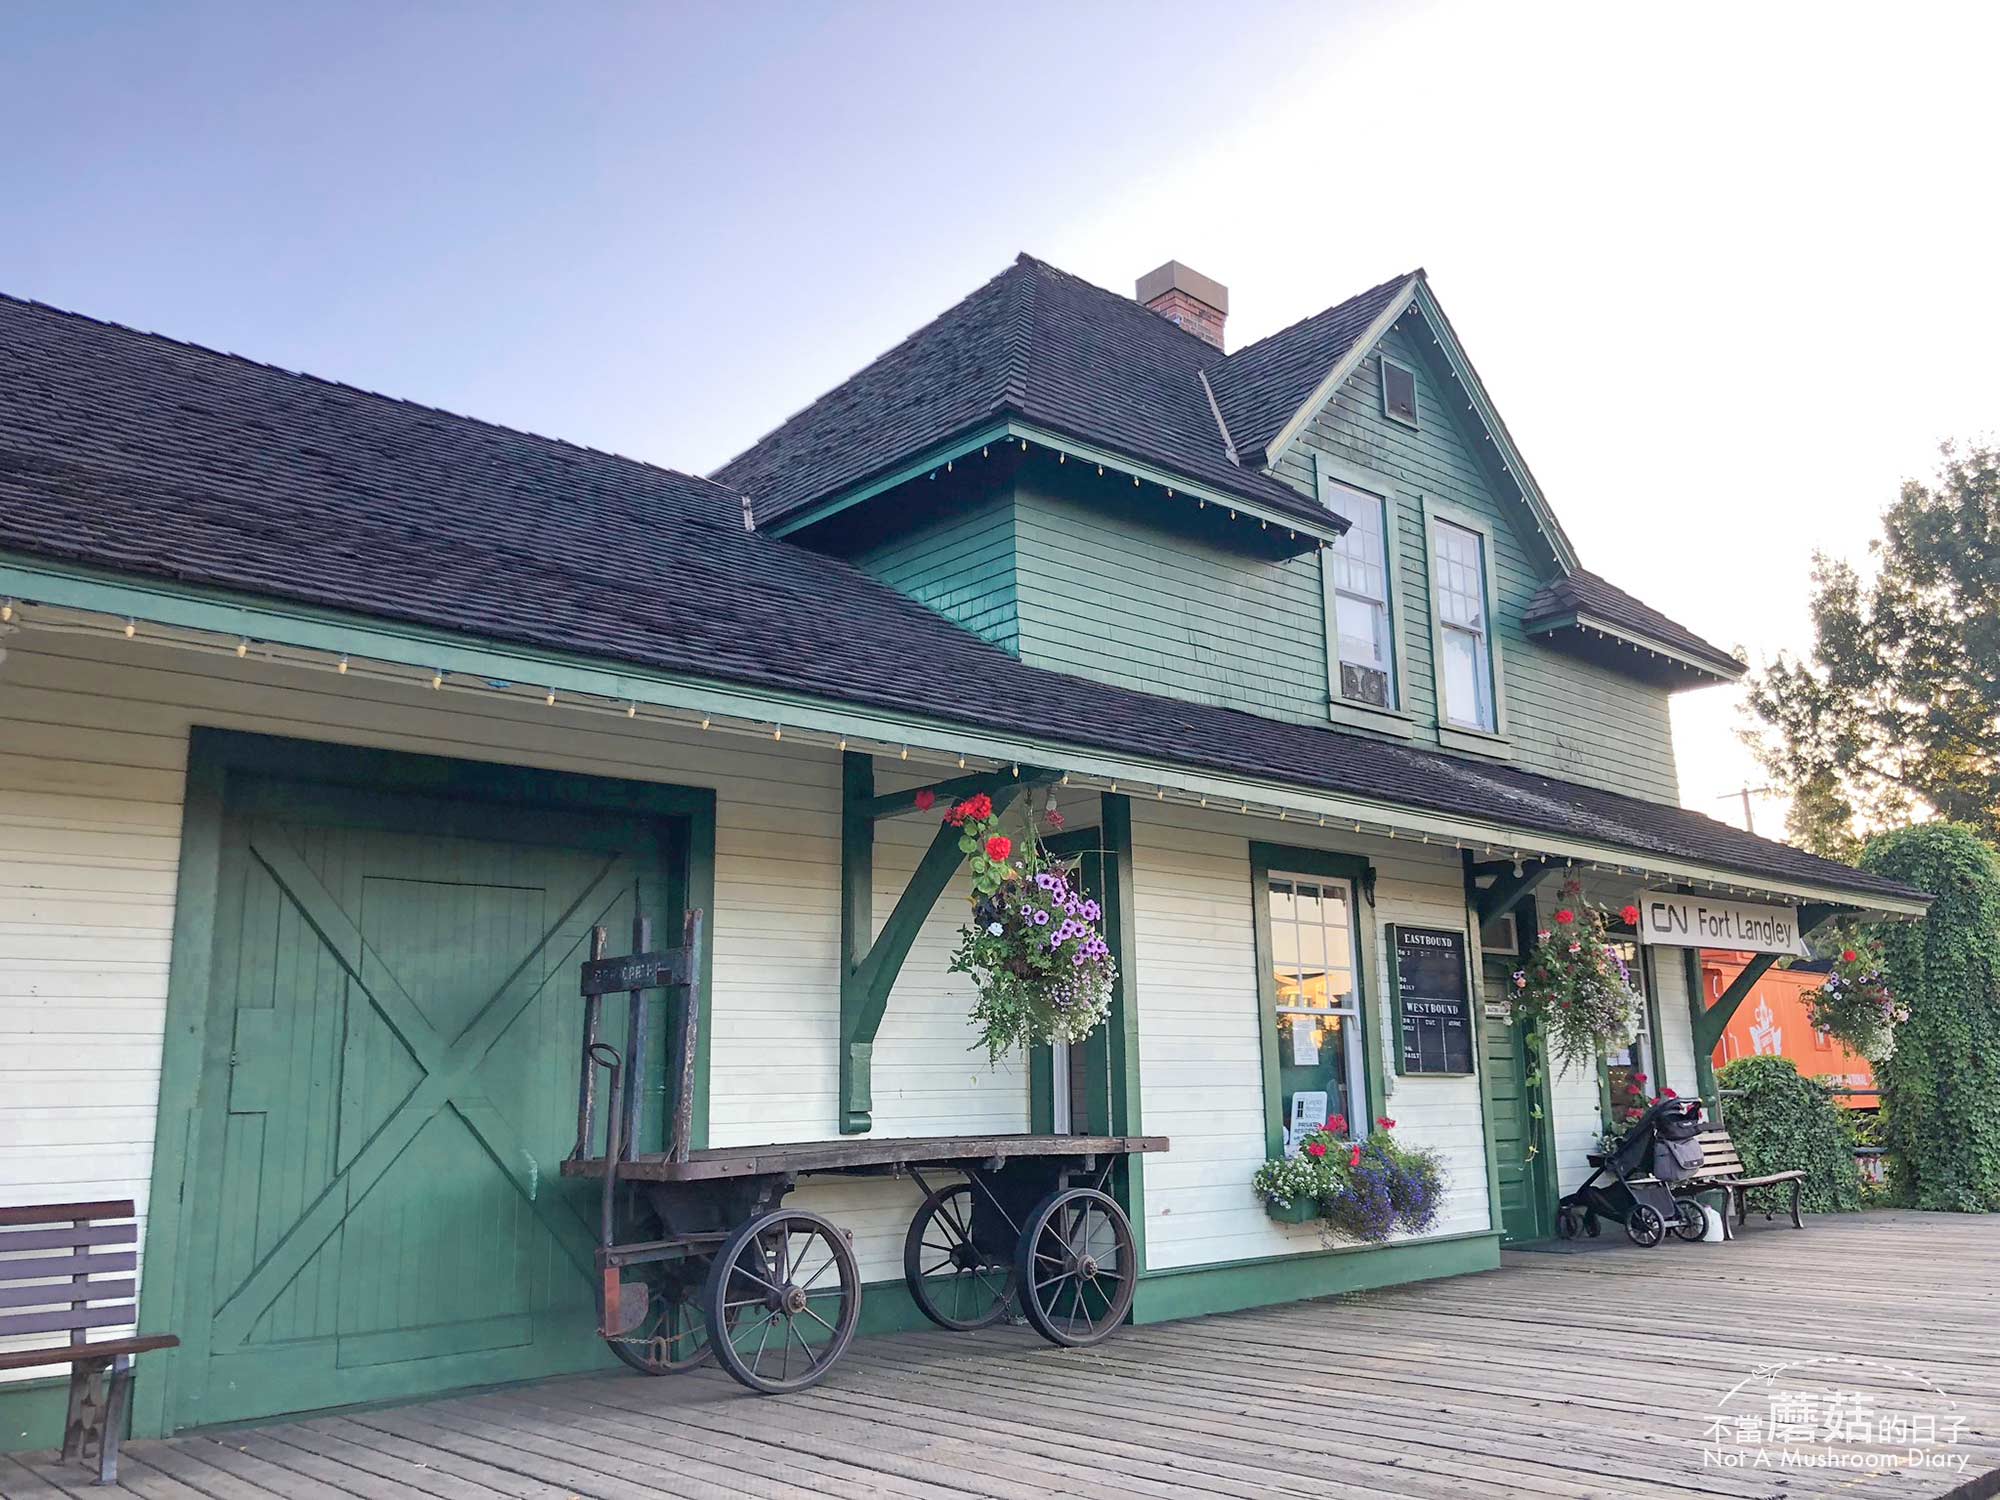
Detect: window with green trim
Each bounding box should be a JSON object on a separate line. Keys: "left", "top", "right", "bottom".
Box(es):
{"left": 1325, "top": 483, "right": 1397, "bottom": 710}
{"left": 1601, "top": 936, "right": 1660, "bottom": 1126}
{"left": 1267, "top": 871, "right": 1369, "bottom": 1145}
{"left": 1433, "top": 518, "right": 1496, "bottom": 732}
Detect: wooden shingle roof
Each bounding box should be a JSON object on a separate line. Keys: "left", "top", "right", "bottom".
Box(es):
{"left": 0, "top": 291, "right": 1919, "bottom": 905}
{"left": 714, "top": 254, "right": 1334, "bottom": 532}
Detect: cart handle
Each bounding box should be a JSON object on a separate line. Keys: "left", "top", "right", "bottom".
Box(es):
{"left": 587, "top": 1043, "right": 626, "bottom": 1251}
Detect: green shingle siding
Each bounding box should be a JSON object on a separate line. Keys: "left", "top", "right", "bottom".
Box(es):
{"left": 1010, "top": 474, "right": 1330, "bottom": 723}
{"left": 1278, "top": 327, "right": 1679, "bottom": 802}
{"left": 851, "top": 497, "right": 1022, "bottom": 653}
{"left": 845, "top": 324, "right": 1678, "bottom": 805}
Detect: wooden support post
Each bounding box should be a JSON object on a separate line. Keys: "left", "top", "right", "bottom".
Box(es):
{"left": 1684, "top": 947, "right": 1720, "bottom": 1119}
{"left": 839, "top": 753, "right": 876, "bottom": 1135}
{"left": 668, "top": 908, "right": 703, "bottom": 1164}
{"left": 837, "top": 753, "right": 1058, "bottom": 1132}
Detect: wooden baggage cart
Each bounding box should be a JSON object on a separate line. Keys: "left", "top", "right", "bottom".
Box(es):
{"left": 560, "top": 912, "right": 1165, "bottom": 1395}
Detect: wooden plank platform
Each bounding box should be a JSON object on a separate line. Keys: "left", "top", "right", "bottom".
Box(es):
{"left": 560, "top": 1132, "right": 1168, "bottom": 1181}
{"left": 11, "top": 1210, "right": 1994, "bottom": 1498}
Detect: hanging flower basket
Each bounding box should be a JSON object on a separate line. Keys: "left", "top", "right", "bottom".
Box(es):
{"left": 1804, "top": 936, "right": 1905, "bottom": 1061}
{"left": 943, "top": 792, "right": 1115, "bottom": 1061}
{"left": 1251, "top": 1118, "right": 1446, "bottom": 1242}
{"left": 1509, "top": 877, "right": 1642, "bottom": 1073}
{"left": 1265, "top": 1196, "right": 1320, "bottom": 1226}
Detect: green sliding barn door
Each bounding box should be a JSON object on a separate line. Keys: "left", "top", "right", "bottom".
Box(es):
{"left": 172, "top": 772, "right": 682, "bottom": 1429}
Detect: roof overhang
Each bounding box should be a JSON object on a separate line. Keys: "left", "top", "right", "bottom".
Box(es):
{"left": 0, "top": 553, "right": 1925, "bottom": 921}
{"left": 1524, "top": 608, "right": 1745, "bottom": 688}
{"left": 759, "top": 418, "right": 1342, "bottom": 557}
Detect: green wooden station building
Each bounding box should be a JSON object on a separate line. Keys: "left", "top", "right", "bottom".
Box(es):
{"left": 0, "top": 256, "right": 1925, "bottom": 1446}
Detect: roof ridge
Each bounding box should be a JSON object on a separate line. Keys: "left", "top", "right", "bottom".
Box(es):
{"left": 713, "top": 256, "right": 1033, "bottom": 481}
{"left": 999, "top": 252, "right": 1039, "bottom": 409}
{"left": 0, "top": 291, "right": 736, "bottom": 500}
{"left": 1218, "top": 268, "right": 1421, "bottom": 369}
{"left": 1014, "top": 253, "right": 1232, "bottom": 360}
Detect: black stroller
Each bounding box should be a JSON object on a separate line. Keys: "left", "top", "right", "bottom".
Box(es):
{"left": 1556, "top": 1096, "right": 1709, "bottom": 1247}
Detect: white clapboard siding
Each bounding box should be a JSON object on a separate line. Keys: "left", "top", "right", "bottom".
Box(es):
{"left": 0, "top": 629, "right": 1029, "bottom": 1344}
{"left": 1128, "top": 800, "right": 1491, "bottom": 1271}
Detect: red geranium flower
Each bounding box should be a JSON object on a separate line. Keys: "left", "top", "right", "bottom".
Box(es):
{"left": 984, "top": 834, "right": 1013, "bottom": 862}
{"left": 946, "top": 791, "right": 995, "bottom": 827}
{"left": 1632, "top": 1072, "right": 1647, "bottom": 1083}
{"left": 1328, "top": 1113, "right": 1348, "bottom": 1135}
{"left": 1620, "top": 904, "right": 1641, "bottom": 926}
{"left": 1304, "top": 1142, "right": 1327, "bottom": 1159}
{"left": 1554, "top": 909, "right": 1575, "bottom": 925}
{"left": 1376, "top": 1116, "right": 1396, "bottom": 1129}
{"left": 1348, "top": 1146, "right": 1363, "bottom": 1167}
{"left": 913, "top": 788, "right": 936, "bottom": 812}
{"left": 1841, "top": 949, "right": 1859, "bottom": 964}
{"left": 1659, "top": 1087, "right": 1677, "bottom": 1099}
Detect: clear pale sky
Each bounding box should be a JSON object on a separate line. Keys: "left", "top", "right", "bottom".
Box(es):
{"left": 4, "top": 2, "right": 1995, "bottom": 833}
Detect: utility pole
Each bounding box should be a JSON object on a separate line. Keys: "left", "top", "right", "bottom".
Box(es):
{"left": 1717, "top": 786, "right": 1774, "bottom": 835}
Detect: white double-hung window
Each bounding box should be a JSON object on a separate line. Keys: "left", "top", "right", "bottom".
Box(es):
{"left": 1433, "top": 519, "right": 1495, "bottom": 732}
{"left": 1326, "top": 484, "right": 1395, "bottom": 709}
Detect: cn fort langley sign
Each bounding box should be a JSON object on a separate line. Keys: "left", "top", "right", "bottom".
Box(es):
{"left": 1638, "top": 893, "right": 1809, "bottom": 957}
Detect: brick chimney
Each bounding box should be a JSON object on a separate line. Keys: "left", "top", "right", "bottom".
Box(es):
{"left": 1136, "top": 260, "right": 1228, "bottom": 350}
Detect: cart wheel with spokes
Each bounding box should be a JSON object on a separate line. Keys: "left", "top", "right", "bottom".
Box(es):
{"left": 1625, "top": 1203, "right": 1666, "bottom": 1248}
{"left": 1017, "top": 1187, "right": 1136, "bottom": 1348}
{"left": 904, "top": 1183, "right": 1016, "bottom": 1331}
{"left": 1672, "top": 1199, "right": 1707, "bottom": 1243}
{"left": 1583, "top": 1211, "right": 1601, "bottom": 1238}
{"left": 604, "top": 1255, "right": 716, "bottom": 1374}
{"left": 706, "top": 1208, "right": 861, "bottom": 1394}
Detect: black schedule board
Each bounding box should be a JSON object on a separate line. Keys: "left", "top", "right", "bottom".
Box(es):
{"left": 1392, "top": 925, "right": 1474, "bottom": 1075}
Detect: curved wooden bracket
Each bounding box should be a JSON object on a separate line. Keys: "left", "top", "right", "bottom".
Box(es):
{"left": 837, "top": 753, "right": 1058, "bottom": 1133}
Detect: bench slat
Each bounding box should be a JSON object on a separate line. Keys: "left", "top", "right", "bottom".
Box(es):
{"left": 0, "top": 1304, "right": 134, "bottom": 1338}
{"left": 0, "top": 1202, "right": 135, "bottom": 1228}
{"left": 0, "top": 1251, "right": 137, "bottom": 1284}
{"left": 0, "top": 1334, "right": 178, "bottom": 1373}
{"left": 0, "top": 1278, "right": 135, "bottom": 1310}
{"left": 0, "top": 1224, "right": 136, "bottom": 1254}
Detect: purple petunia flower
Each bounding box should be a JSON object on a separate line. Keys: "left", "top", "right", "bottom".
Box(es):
{"left": 1081, "top": 899, "right": 1100, "bottom": 921}
{"left": 1030, "top": 908, "right": 1050, "bottom": 926}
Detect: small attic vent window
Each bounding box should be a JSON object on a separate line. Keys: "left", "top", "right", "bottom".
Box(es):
{"left": 1382, "top": 358, "right": 1419, "bottom": 428}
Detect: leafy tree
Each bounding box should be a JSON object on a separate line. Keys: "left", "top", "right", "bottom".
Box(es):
{"left": 1746, "top": 444, "right": 2000, "bottom": 853}
{"left": 1861, "top": 823, "right": 2000, "bottom": 1211}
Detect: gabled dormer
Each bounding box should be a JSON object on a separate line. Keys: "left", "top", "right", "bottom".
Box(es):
{"left": 715, "top": 255, "right": 1742, "bottom": 805}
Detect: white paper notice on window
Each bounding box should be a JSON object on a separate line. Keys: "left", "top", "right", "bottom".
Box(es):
{"left": 1285, "top": 1090, "right": 1330, "bottom": 1156}
{"left": 1289, "top": 1014, "right": 1320, "bottom": 1066}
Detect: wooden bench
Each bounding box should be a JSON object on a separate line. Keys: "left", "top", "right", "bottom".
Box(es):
{"left": 1670, "top": 1129, "right": 1806, "bottom": 1239}
{"left": 0, "top": 1200, "right": 179, "bottom": 1485}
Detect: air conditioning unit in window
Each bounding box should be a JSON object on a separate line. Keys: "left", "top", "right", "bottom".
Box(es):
{"left": 1341, "top": 662, "right": 1391, "bottom": 708}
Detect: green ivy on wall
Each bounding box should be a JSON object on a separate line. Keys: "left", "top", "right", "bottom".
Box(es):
{"left": 1862, "top": 824, "right": 2000, "bottom": 1211}
{"left": 1717, "top": 1055, "right": 1863, "bottom": 1213}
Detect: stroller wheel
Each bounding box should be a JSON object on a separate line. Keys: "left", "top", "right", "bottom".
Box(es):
{"left": 1556, "top": 1207, "right": 1579, "bottom": 1239}
{"left": 1672, "top": 1200, "right": 1706, "bottom": 1243}
{"left": 1626, "top": 1204, "right": 1665, "bottom": 1248}
{"left": 1582, "top": 1212, "right": 1601, "bottom": 1238}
